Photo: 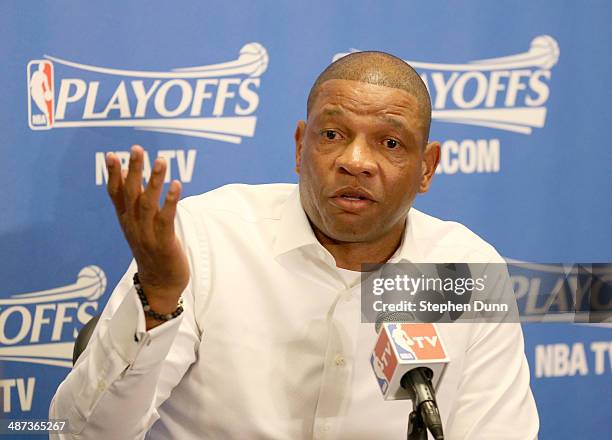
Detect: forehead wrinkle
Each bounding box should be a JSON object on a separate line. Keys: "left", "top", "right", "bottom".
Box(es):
{"left": 321, "top": 82, "right": 417, "bottom": 109}
{"left": 317, "top": 99, "right": 418, "bottom": 132}
{"left": 317, "top": 97, "right": 414, "bottom": 117}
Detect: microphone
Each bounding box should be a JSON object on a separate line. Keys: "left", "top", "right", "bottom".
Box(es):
{"left": 371, "top": 317, "right": 448, "bottom": 440}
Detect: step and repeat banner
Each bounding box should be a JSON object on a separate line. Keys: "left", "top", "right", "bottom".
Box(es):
{"left": 1, "top": 1, "right": 611, "bottom": 438}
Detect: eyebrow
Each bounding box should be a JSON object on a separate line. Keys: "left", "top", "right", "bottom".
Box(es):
{"left": 377, "top": 115, "right": 419, "bottom": 147}
{"left": 378, "top": 114, "right": 406, "bottom": 131}
{"left": 319, "top": 106, "right": 345, "bottom": 118}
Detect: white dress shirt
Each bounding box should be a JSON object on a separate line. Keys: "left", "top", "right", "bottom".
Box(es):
{"left": 50, "top": 183, "right": 539, "bottom": 439}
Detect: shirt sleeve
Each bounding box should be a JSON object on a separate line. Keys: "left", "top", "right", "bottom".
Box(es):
{"left": 444, "top": 258, "right": 540, "bottom": 439}
{"left": 49, "top": 203, "right": 206, "bottom": 439}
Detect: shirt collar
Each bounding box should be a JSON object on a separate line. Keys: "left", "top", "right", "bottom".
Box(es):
{"left": 387, "top": 209, "right": 426, "bottom": 264}
{"left": 272, "top": 186, "right": 321, "bottom": 258}
{"left": 272, "top": 185, "right": 426, "bottom": 264}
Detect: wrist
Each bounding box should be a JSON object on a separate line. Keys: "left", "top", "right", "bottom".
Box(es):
{"left": 140, "top": 287, "right": 183, "bottom": 314}
{"left": 133, "top": 273, "right": 184, "bottom": 324}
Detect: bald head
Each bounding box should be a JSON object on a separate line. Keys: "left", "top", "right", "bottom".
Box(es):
{"left": 307, "top": 51, "right": 432, "bottom": 142}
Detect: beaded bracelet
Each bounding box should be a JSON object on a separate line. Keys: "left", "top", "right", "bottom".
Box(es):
{"left": 133, "top": 273, "right": 184, "bottom": 322}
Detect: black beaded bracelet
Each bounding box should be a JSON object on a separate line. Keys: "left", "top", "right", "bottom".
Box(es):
{"left": 133, "top": 273, "right": 184, "bottom": 322}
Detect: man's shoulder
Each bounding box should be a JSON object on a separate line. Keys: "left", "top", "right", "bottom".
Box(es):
{"left": 179, "top": 183, "right": 297, "bottom": 222}
{"left": 409, "top": 208, "right": 504, "bottom": 263}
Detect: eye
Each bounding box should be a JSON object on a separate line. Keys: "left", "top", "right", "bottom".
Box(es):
{"left": 384, "top": 138, "right": 400, "bottom": 149}
{"left": 323, "top": 129, "right": 340, "bottom": 140}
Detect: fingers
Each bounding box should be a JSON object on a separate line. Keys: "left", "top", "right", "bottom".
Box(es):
{"left": 157, "top": 180, "right": 182, "bottom": 241}
{"left": 106, "top": 153, "right": 126, "bottom": 216}
{"left": 140, "top": 158, "right": 167, "bottom": 222}
{"left": 124, "top": 145, "right": 144, "bottom": 215}
{"left": 107, "top": 146, "right": 181, "bottom": 246}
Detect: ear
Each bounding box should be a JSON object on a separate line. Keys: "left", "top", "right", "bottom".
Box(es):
{"left": 294, "top": 120, "right": 306, "bottom": 174}
{"left": 418, "top": 141, "right": 441, "bottom": 193}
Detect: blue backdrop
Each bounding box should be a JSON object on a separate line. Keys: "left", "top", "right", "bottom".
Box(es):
{"left": 1, "top": 1, "right": 611, "bottom": 438}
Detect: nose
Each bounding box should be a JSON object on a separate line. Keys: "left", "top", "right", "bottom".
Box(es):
{"left": 335, "top": 136, "right": 377, "bottom": 177}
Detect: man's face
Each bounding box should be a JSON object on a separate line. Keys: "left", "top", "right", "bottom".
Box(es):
{"left": 295, "top": 79, "right": 439, "bottom": 244}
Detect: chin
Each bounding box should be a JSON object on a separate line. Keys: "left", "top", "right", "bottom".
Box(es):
{"left": 325, "top": 223, "right": 380, "bottom": 243}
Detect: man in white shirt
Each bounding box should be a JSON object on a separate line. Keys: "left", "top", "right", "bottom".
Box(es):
{"left": 50, "top": 51, "right": 539, "bottom": 439}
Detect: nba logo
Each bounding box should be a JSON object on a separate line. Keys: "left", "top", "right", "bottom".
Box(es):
{"left": 389, "top": 323, "right": 417, "bottom": 361}
{"left": 27, "top": 60, "right": 54, "bottom": 129}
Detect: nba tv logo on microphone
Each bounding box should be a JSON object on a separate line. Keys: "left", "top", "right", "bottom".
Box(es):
{"left": 27, "top": 60, "right": 54, "bottom": 130}
{"left": 371, "top": 323, "right": 449, "bottom": 400}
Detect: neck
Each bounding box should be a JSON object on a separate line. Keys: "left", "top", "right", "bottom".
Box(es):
{"left": 313, "top": 220, "right": 406, "bottom": 271}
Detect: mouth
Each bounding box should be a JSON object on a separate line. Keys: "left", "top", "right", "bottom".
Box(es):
{"left": 329, "top": 187, "right": 377, "bottom": 212}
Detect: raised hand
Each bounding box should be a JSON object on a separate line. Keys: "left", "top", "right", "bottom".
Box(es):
{"left": 106, "top": 145, "right": 190, "bottom": 328}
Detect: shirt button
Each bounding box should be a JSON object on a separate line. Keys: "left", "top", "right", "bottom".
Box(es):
{"left": 97, "top": 380, "right": 106, "bottom": 392}
{"left": 335, "top": 354, "right": 345, "bottom": 367}
{"left": 324, "top": 423, "right": 331, "bottom": 431}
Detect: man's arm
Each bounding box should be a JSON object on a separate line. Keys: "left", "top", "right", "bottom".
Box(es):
{"left": 105, "top": 145, "right": 190, "bottom": 331}
{"left": 50, "top": 145, "right": 203, "bottom": 438}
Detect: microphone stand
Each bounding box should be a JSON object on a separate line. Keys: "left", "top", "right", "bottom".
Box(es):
{"left": 407, "top": 408, "right": 427, "bottom": 440}
{"left": 402, "top": 368, "right": 444, "bottom": 440}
